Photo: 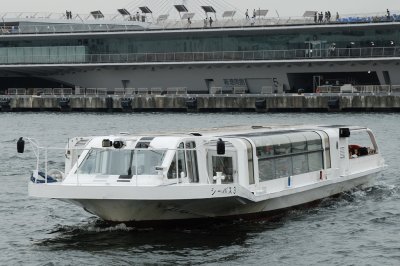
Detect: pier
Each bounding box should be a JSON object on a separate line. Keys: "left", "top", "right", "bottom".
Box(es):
{"left": 2, "top": 90, "right": 400, "bottom": 112}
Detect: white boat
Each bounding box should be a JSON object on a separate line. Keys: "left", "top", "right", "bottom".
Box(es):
{"left": 21, "top": 125, "right": 385, "bottom": 224}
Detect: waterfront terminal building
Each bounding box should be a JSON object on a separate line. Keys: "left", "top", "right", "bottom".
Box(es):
{"left": 0, "top": 5, "right": 400, "bottom": 95}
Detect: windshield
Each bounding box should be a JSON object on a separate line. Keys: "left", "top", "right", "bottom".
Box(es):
{"left": 77, "top": 149, "right": 165, "bottom": 175}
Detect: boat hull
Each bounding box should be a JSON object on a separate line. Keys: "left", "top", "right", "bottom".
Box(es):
{"left": 59, "top": 172, "right": 377, "bottom": 223}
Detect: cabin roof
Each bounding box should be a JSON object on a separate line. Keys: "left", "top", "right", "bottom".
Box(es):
{"left": 88, "top": 124, "right": 366, "bottom": 140}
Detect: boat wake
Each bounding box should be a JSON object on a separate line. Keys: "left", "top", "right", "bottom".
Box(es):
{"left": 50, "top": 219, "right": 140, "bottom": 234}
{"left": 318, "top": 182, "right": 398, "bottom": 206}
{"left": 271, "top": 182, "right": 399, "bottom": 225}
{"left": 349, "top": 182, "right": 399, "bottom": 201}
{"left": 300, "top": 183, "right": 400, "bottom": 226}
{"left": 36, "top": 217, "right": 254, "bottom": 252}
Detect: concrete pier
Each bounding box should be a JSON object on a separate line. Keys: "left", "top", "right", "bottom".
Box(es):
{"left": 1, "top": 94, "right": 400, "bottom": 112}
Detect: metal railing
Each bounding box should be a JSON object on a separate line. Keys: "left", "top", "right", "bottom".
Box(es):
{"left": 1, "top": 46, "right": 400, "bottom": 66}
{"left": 0, "top": 11, "right": 127, "bottom": 22}
{"left": 7, "top": 88, "right": 27, "bottom": 95}
{"left": 1, "top": 10, "right": 400, "bottom": 35}
{"left": 6, "top": 87, "right": 189, "bottom": 96}
{"left": 53, "top": 88, "right": 73, "bottom": 95}
{"left": 316, "top": 85, "right": 400, "bottom": 94}
{"left": 0, "top": 23, "right": 145, "bottom": 35}
{"left": 6, "top": 85, "right": 400, "bottom": 97}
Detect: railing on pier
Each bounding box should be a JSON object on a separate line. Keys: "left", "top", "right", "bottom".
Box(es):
{"left": 316, "top": 85, "right": 400, "bottom": 94}
{"left": 166, "top": 87, "right": 188, "bottom": 95}
{"left": 5, "top": 87, "right": 190, "bottom": 96}
{"left": 53, "top": 88, "right": 73, "bottom": 96}
{"left": 6, "top": 85, "right": 400, "bottom": 97}
{"left": 7, "top": 88, "right": 27, "bottom": 95}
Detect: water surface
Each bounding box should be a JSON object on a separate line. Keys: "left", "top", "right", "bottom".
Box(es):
{"left": 0, "top": 112, "right": 399, "bottom": 265}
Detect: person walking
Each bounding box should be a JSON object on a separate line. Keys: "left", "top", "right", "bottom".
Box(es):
{"left": 209, "top": 17, "right": 213, "bottom": 27}
{"left": 245, "top": 9, "right": 249, "bottom": 20}
{"left": 204, "top": 17, "right": 208, "bottom": 28}
{"left": 314, "top": 12, "right": 317, "bottom": 23}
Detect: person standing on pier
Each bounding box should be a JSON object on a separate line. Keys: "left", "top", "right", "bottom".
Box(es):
{"left": 245, "top": 9, "right": 249, "bottom": 20}
{"left": 209, "top": 17, "right": 213, "bottom": 27}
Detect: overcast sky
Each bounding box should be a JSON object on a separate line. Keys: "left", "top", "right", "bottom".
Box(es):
{"left": 1, "top": 0, "right": 399, "bottom": 17}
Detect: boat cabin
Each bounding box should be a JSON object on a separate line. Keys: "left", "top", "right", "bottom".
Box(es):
{"left": 60, "top": 126, "right": 380, "bottom": 193}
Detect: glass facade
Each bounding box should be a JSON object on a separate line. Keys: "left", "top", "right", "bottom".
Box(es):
{"left": 0, "top": 46, "right": 86, "bottom": 64}
{"left": 0, "top": 25, "right": 399, "bottom": 63}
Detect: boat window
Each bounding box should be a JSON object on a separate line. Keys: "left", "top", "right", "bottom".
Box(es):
{"left": 259, "top": 159, "right": 275, "bottom": 182}
{"left": 167, "top": 156, "right": 177, "bottom": 179}
{"left": 274, "top": 142, "right": 291, "bottom": 156}
{"left": 348, "top": 130, "right": 377, "bottom": 159}
{"left": 289, "top": 134, "right": 309, "bottom": 175}
{"left": 289, "top": 134, "right": 307, "bottom": 153}
{"left": 272, "top": 135, "right": 291, "bottom": 155}
{"left": 77, "top": 149, "right": 165, "bottom": 176}
{"left": 167, "top": 143, "right": 187, "bottom": 179}
{"left": 177, "top": 143, "right": 187, "bottom": 177}
{"left": 256, "top": 145, "right": 274, "bottom": 159}
{"left": 211, "top": 156, "right": 234, "bottom": 183}
{"left": 185, "top": 141, "right": 199, "bottom": 183}
{"left": 321, "top": 132, "right": 331, "bottom": 169}
{"left": 308, "top": 151, "right": 324, "bottom": 172}
{"left": 275, "top": 156, "right": 293, "bottom": 178}
{"left": 292, "top": 154, "right": 309, "bottom": 175}
{"left": 305, "top": 132, "right": 324, "bottom": 171}
{"left": 243, "top": 139, "right": 255, "bottom": 185}
{"left": 135, "top": 150, "right": 166, "bottom": 175}
{"left": 251, "top": 131, "right": 325, "bottom": 182}
{"left": 304, "top": 132, "right": 323, "bottom": 151}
